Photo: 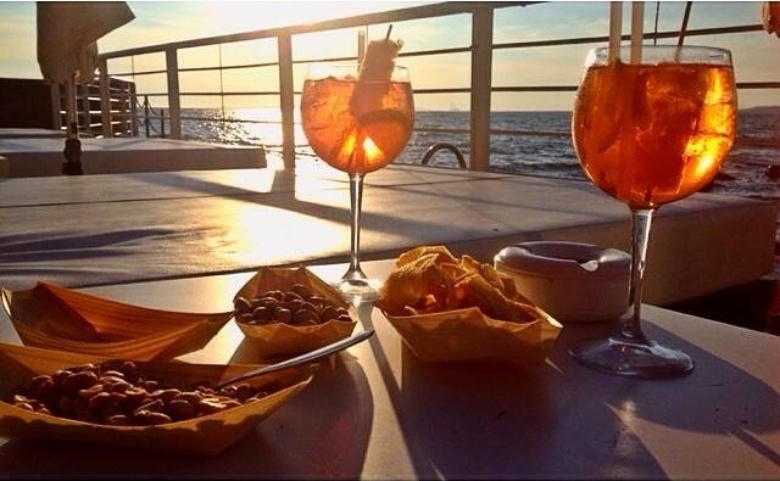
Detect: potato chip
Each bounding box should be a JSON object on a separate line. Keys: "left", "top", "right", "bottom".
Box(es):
{"left": 395, "top": 245, "right": 460, "bottom": 268}
{"left": 454, "top": 272, "right": 530, "bottom": 323}
{"left": 377, "top": 251, "right": 462, "bottom": 315}
{"left": 377, "top": 246, "right": 538, "bottom": 323}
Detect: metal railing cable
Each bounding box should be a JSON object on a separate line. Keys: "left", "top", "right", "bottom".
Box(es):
{"left": 136, "top": 95, "right": 166, "bottom": 138}
{"left": 97, "top": 1, "right": 779, "bottom": 169}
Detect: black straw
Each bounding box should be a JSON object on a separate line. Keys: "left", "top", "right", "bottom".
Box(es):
{"left": 678, "top": 2, "right": 692, "bottom": 46}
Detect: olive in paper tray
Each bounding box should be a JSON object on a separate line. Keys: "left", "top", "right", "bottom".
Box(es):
{"left": 375, "top": 246, "right": 562, "bottom": 365}
{"left": 233, "top": 267, "right": 358, "bottom": 358}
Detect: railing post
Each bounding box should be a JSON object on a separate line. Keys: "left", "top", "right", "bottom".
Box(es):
{"left": 99, "top": 57, "right": 113, "bottom": 138}
{"left": 129, "top": 81, "right": 138, "bottom": 136}
{"left": 278, "top": 33, "right": 296, "bottom": 169}
{"left": 165, "top": 48, "right": 182, "bottom": 139}
{"left": 144, "top": 96, "right": 151, "bottom": 137}
{"left": 469, "top": 6, "right": 494, "bottom": 171}
{"left": 77, "top": 83, "right": 89, "bottom": 135}
{"left": 49, "top": 83, "right": 62, "bottom": 131}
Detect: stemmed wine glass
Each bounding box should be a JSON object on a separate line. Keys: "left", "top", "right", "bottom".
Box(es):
{"left": 300, "top": 61, "right": 414, "bottom": 302}
{"left": 569, "top": 45, "right": 737, "bottom": 378}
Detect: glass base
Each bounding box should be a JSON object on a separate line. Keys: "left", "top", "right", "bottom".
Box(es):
{"left": 569, "top": 336, "right": 694, "bottom": 379}
{"left": 334, "top": 277, "right": 382, "bottom": 303}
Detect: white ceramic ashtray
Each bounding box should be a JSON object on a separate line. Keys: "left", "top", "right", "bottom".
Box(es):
{"left": 494, "top": 241, "right": 630, "bottom": 323}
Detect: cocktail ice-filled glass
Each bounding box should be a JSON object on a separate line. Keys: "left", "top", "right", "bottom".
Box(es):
{"left": 570, "top": 45, "right": 737, "bottom": 378}
{"left": 301, "top": 38, "right": 414, "bottom": 302}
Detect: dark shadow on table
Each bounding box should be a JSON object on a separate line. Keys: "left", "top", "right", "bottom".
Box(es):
{"left": 390, "top": 317, "right": 779, "bottom": 479}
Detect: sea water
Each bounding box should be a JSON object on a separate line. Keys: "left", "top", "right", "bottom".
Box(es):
{"left": 148, "top": 107, "right": 779, "bottom": 267}
{"left": 169, "top": 107, "right": 778, "bottom": 200}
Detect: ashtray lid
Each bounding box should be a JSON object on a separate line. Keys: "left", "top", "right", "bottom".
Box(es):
{"left": 494, "top": 241, "right": 630, "bottom": 281}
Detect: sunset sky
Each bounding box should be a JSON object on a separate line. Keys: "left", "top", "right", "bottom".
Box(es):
{"left": 1, "top": 1, "right": 778, "bottom": 111}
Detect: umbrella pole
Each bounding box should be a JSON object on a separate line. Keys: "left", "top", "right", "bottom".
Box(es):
{"left": 62, "top": 76, "right": 84, "bottom": 175}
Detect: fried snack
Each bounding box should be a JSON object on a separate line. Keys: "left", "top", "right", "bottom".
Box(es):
{"left": 377, "top": 246, "right": 537, "bottom": 323}
{"left": 376, "top": 251, "right": 464, "bottom": 315}
{"left": 396, "top": 244, "right": 459, "bottom": 268}
{"left": 452, "top": 273, "right": 529, "bottom": 323}
{"left": 459, "top": 253, "right": 534, "bottom": 305}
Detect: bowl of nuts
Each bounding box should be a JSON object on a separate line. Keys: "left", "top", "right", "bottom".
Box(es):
{"left": 233, "top": 266, "right": 357, "bottom": 359}
{"left": 0, "top": 341, "right": 315, "bottom": 456}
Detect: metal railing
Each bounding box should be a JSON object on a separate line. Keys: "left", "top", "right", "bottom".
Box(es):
{"left": 51, "top": 76, "right": 135, "bottom": 138}
{"left": 96, "top": 1, "right": 779, "bottom": 171}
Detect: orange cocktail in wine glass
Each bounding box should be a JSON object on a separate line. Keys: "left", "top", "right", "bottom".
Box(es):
{"left": 570, "top": 45, "right": 737, "bottom": 378}
{"left": 301, "top": 39, "right": 414, "bottom": 302}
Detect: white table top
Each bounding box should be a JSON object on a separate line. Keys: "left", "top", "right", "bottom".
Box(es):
{"left": 0, "top": 128, "right": 64, "bottom": 139}
{"left": 0, "top": 259, "right": 777, "bottom": 479}
{"left": 0, "top": 138, "right": 266, "bottom": 177}
{"left": 0, "top": 165, "right": 773, "bottom": 306}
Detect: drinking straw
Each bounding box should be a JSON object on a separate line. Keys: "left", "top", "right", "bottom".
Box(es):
{"left": 630, "top": 1, "right": 645, "bottom": 64}
{"left": 358, "top": 28, "right": 366, "bottom": 67}
{"left": 677, "top": 1, "right": 693, "bottom": 46}
{"left": 652, "top": 1, "right": 660, "bottom": 45}
{"left": 608, "top": 2, "right": 623, "bottom": 62}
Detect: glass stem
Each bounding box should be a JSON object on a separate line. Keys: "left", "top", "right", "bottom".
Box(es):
{"left": 345, "top": 171, "right": 367, "bottom": 281}
{"left": 620, "top": 207, "right": 655, "bottom": 344}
